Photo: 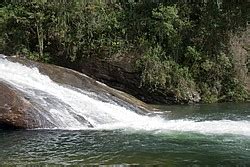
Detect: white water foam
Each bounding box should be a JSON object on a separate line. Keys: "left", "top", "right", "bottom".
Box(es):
{"left": 0, "top": 57, "right": 250, "bottom": 136}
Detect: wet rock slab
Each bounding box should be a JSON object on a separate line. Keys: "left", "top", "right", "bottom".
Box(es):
{"left": 0, "top": 82, "right": 50, "bottom": 129}
{"left": 0, "top": 56, "right": 152, "bottom": 129}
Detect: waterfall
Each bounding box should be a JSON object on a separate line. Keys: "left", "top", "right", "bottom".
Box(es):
{"left": 0, "top": 56, "right": 250, "bottom": 136}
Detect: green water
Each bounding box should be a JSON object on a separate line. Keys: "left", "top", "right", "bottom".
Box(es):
{"left": 0, "top": 103, "right": 250, "bottom": 166}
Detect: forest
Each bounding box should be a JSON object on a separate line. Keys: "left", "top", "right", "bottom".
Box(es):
{"left": 0, "top": 0, "right": 249, "bottom": 104}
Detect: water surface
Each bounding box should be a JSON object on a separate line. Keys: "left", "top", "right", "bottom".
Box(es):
{"left": 0, "top": 103, "right": 249, "bottom": 166}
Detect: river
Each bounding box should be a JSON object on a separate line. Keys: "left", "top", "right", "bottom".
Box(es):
{"left": 0, "top": 56, "right": 249, "bottom": 165}
{"left": 0, "top": 103, "right": 249, "bottom": 166}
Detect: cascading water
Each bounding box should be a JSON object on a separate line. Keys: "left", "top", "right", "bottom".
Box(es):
{"left": 0, "top": 55, "right": 250, "bottom": 136}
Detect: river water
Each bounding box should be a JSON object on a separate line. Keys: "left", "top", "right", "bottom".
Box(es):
{"left": 0, "top": 103, "right": 249, "bottom": 166}
{"left": 0, "top": 56, "right": 249, "bottom": 166}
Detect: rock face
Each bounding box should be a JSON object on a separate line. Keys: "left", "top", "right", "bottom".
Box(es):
{"left": 245, "top": 26, "right": 250, "bottom": 93}
{"left": 0, "top": 82, "right": 28, "bottom": 129}
{"left": 76, "top": 53, "right": 200, "bottom": 104}
{"left": 0, "top": 56, "right": 152, "bottom": 129}
{"left": 230, "top": 25, "right": 250, "bottom": 94}
{"left": 76, "top": 53, "right": 150, "bottom": 102}
{"left": 9, "top": 56, "right": 151, "bottom": 112}
{"left": 0, "top": 82, "right": 51, "bottom": 129}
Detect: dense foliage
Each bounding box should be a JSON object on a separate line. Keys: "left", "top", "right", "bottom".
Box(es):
{"left": 0, "top": 0, "right": 249, "bottom": 103}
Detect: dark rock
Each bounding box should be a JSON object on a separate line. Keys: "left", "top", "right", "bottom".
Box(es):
{"left": 0, "top": 82, "right": 52, "bottom": 129}
{"left": 73, "top": 53, "right": 200, "bottom": 104}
